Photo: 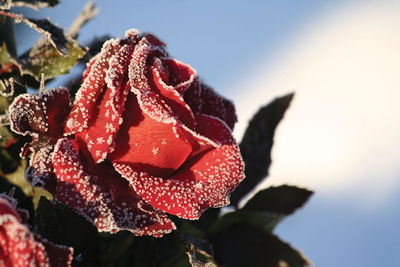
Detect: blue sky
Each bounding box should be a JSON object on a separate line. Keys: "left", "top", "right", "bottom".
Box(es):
{"left": 13, "top": 1, "right": 400, "bottom": 266}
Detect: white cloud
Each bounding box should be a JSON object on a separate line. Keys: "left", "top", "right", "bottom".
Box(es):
{"left": 231, "top": 1, "right": 400, "bottom": 209}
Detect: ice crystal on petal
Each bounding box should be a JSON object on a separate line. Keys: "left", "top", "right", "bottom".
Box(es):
{"left": 9, "top": 87, "right": 70, "bottom": 139}
{"left": 8, "top": 87, "right": 71, "bottom": 194}
{"left": 52, "top": 138, "right": 175, "bottom": 237}
{"left": 0, "top": 196, "right": 73, "bottom": 267}
{"left": 64, "top": 40, "right": 121, "bottom": 135}
{"left": 184, "top": 82, "right": 237, "bottom": 130}
{"left": 113, "top": 115, "right": 244, "bottom": 219}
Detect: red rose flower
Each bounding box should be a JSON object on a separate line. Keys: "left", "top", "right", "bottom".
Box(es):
{"left": 0, "top": 194, "right": 73, "bottom": 267}
{"left": 9, "top": 29, "right": 245, "bottom": 237}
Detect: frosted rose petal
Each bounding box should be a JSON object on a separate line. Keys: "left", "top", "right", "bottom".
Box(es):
{"left": 75, "top": 44, "right": 134, "bottom": 163}
{"left": 52, "top": 138, "right": 175, "bottom": 237}
{"left": 113, "top": 115, "right": 244, "bottom": 219}
{"left": 64, "top": 40, "right": 121, "bottom": 135}
{"left": 155, "top": 58, "right": 197, "bottom": 95}
{"left": 184, "top": 82, "right": 237, "bottom": 130}
{"left": 24, "top": 140, "right": 57, "bottom": 194}
{"left": 151, "top": 58, "right": 196, "bottom": 128}
{"left": 39, "top": 237, "right": 74, "bottom": 267}
{"left": 128, "top": 37, "right": 183, "bottom": 124}
{"left": 0, "top": 197, "right": 73, "bottom": 267}
{"left": 9, "top": 87, "right": 70, "bottom": 139}
{"left": 109, "top": 93, "right": 192, "bottom": 177}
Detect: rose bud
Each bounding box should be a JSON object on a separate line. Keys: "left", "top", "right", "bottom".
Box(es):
{"left": 0, "top": 194, "right": 73, "bottom": 267}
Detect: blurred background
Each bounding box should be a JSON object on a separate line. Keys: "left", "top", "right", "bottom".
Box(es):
{"left": 13, "top": 0, "right": 400, "bottom": 266}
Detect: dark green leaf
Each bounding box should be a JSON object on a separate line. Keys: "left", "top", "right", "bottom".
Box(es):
{"left": 114, "top": 236, "right": 160, "bottom": 267}
{"left": 0, "top": 16, "right": 16, "bottom": 57}
{"left": 35, "top": 197, "right": 102, "bottom": 266}
{"left": 230, "top": 93, "right": 295, "bottom": 207}
{"left": 3, "top": 161, "right": 32, "bottom": 193}
{"left": 0, "top": 0, "right": 12, "bottom": 10}
{"left": 158, "top": 233, "right": 191, "bottom": 267}
{"left": 243, "top": 185, "right": 313, "bottom": 215}
{"left": 20, "top": 17, "right": 69, "bottom": 54}
{"left": 0, "top": 176, "right": 34, "bottom": 224}
{"left": 0, "top": 126, "right": 20, "bottom": 173}
{"left": 11, "top": 0, "right": 59, "bottom": 10}
{"left": 0, "top": 42, "right": 18, "bottom": 69}
{"left": 156, "top": 231, "right": 217, "bottom": 267}
{"left": 36, "top": 197, "right": 138, "bottom": 266}
{"left": 2, "top": 11, "right": 69, "bottom": 55}
{"left": 18, "top": 37, "right": 86, "bottom": 81}
{"left": 183, "top": 235, "right": 218, "bottom": 267}
{"left": 190, "top": 208, "right": 221, "bottom": 232}
{"left": 212, "top": 224, "right": 310, "bottom": 267}
{"left": 208, "top": 210, "right": 283, "bottom": 236}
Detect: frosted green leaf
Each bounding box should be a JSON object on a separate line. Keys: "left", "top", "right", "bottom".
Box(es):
{"left": 18, "top": 38, "right": 86, "bottom": 81}
{"left": 11, "top": 0, "right": 59, "bottom": 10}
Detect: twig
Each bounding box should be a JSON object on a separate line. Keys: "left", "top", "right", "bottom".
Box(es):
{"left": 67, "top": 1, "right": 99, "bottom": 39}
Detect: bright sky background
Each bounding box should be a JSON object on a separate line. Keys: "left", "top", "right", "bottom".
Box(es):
{"left": 13, "top": 0, "right": 400, "bottom": 266}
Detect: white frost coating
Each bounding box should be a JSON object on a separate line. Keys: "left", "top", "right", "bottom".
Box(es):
{"left": 125, "top": 28, "right": 141, "bottom": 38}
{"left": 8, "top": 87, "right": 69, "bottom": 139}
{"left": 64, "top": 39, "right": 121, "bottom": 136}
{"left": 154, "top": 57, "right": 198, "bottom": 95}
{"left": 52, "top": 138, "right": 175, "bottom": 237}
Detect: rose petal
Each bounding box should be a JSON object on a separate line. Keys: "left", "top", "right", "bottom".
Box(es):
{"left": 0, "top": 197, "right": 73, "bottom": 267}
{"left": 129, "top": 37, "right": 164, "bottom": 93}
{"left": 109, "top": 93, "right": 193, "bottom": 177}
{"left": 156, "top": 58, "right": 197, "bottom": 95}
{"left": 0, "top": 196, "right": 20, "bottom": 220}
{"left": 9, "top": 87, "right": 70, "bottom": 139}
{"left": 37, "top": 236, "right": 74, "bottom": 267}
{"left": 184, "top": 82, "right": 237, "bottom": 130}
{"left": 75, "top": 44, "right": 134, "bottom": 163}
{"left": 24, "top": 139, "right": 57, "bottom": 194}
{"left": 64, "top": 39, "right": 121, "bottom": 135}
{"left": 151, "top": 58, "right": 196, "bottom": 129}
{"left": 0, "top": 215, "right": 50, "bottom": 267}
{"left": 52, "top": 138, "right": 175, "bottom": 237}
{"left": 129, "top": 37, "right": 182, "bottom": 124}
{"left": 113, "top": 115, "right": 244, "bottom": 219}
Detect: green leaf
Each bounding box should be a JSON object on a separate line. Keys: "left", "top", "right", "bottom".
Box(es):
{"left": 0, "top": 176, "right": 34, "bottom": 224}
{"left": 0, "top": 15, "right": 16, "bottom": 56}
{"left": 18, "top": 17, "right": 69, "bottom": 55}
{"left": 3, "top": 161, "right": 32, "bottom": 193}
{"left": 35, "top": 197, "right": 102, "bottom": 266}
{"left": 243, "top": 185, "right": 313, "bottom": 216}
{"left": 212, "top": 224, "right": 310, "bottom": 267}
{"left": 157, "top": 232, "right": 217, "bottom": 267}
{"left": 36, "top": 197, "right": 138, "bottom": 266}
{"left": 230, "top": 93, "right": 295, "bottom": 207}
{"left": 0, "top": 0, "right": 12, "bottom": 10}
{"left": 208, "top": 210, "right": 283, "bottom": 236}
{"left": 114, "top": 236, "right": 160, "bottom": 267}
{"left": 0, "top": 126, "right": 20, "bottom": 173}
{"left": 0, "top": 42, "right": 18, "bottom": 68}
{"left": 11, "top": 0, "right": 59, "bottom": 10}
{"left": 158, "top": 233, "right": 191, "bottom": 267}
{"left": 18, "top": 37, "right": 86, "bottom": 81}
{"left": 184, "top": 235, "right": 218, "bottom": 267}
